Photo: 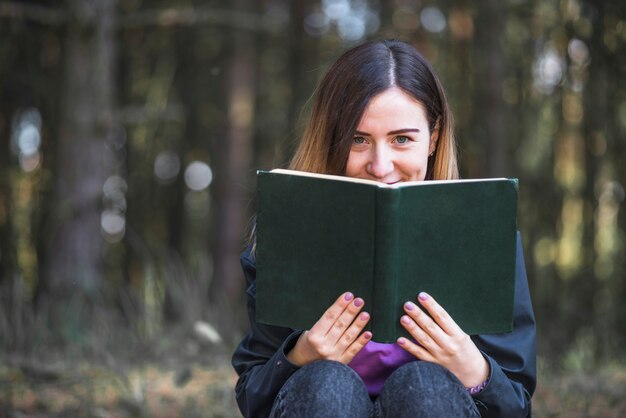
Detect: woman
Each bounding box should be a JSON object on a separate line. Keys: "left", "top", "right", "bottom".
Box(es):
{"left": 232, "top": 39, "right": 536, "bottom": 418}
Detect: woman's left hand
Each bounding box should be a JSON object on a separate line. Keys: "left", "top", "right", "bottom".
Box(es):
{"left": 397, "top": 292, "right": 489, "bottom": 389}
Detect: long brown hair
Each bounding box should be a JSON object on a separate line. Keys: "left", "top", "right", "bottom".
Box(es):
{"left": 289, "top": 39, "right": 458, "bottom": 180}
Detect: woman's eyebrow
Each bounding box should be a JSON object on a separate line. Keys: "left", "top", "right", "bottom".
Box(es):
{"left": 354, "top": 128, "right": 421, "bottom": 136}
{"left": 388, "top": 128, "right": 421, "bottom": 135}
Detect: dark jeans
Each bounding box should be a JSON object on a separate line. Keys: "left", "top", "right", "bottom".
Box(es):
{"left": 269, "top": 360, "right": 481, "bottom": 418}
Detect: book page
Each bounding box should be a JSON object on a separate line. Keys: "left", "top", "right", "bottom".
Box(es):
{"left": 268, "top": 168, "right": 507, "bottom": 189}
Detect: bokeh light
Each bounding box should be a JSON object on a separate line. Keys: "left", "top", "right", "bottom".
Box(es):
{"left": 567, "top": 38, "right": 590, "bottom": 65}
{"left": 11, "top": 108, "right": 43, "bottom": 172}
{"left": 102, "top": 175, "right": 127, "bottom": 242}
{"left": 420, "top": 7, "right": 447, "bottom": 33}
{"left": 303, "top": 0, "right": 378, "bottom": 41}
{"left": 337, "top": 14, "right": 366, "bottom": 41}
{"left": 184, "top": 161, "right": 213, "bottom": 191}
{"left": 101, "top": 209, "right": 126, "bottom": 243}
{"left": 322, "top": 0, "right": 350, "bottom": 20}
{"left": 154, "top": 150, "right": 181, "bottom": 184}
{"left": 533, "top": 46, "right": 564, "bottom": 94}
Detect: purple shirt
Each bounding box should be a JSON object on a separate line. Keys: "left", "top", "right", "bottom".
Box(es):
{"left": 348, "top": 340, "right": 417, "bottom": 396}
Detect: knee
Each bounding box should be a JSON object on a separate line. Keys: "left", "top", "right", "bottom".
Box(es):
{"left": 273, "top": 360, "right": 371, "bottom": 416}
{"left": 386, "top": 361, "right": 463, "bottom": 392}
{"left": 378, "top": 362, "right": 478, "bottom": 418}
{"left": 286, "top": 360, "right": 364, "bottom": 394}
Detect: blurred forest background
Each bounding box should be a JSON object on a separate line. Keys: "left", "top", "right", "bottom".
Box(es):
{"left": 1, "top": 0, "right": 625, "bottom": 416}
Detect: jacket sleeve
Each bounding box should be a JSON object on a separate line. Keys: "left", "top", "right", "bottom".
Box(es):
{"left": 231, "top": 244, "right": 303, "bottom": 418}
{"left": 471, "top": 231, "right": 537, "bottom": 418}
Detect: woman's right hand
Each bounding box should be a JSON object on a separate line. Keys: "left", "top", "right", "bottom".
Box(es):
{"left": 286, "top": 292, "right": 372, "bottom": 367}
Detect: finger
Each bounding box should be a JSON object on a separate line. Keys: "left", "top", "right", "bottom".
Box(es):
{"left": 416, "top": 292, "right": 464, "bottom": 336}
{"left": 325, "top": 297, "right": 365, "bottom": 343}
{"left": 341, "top": 328, "right": 373, "bottom": 363}
{"left": 400, "top": 314, "right": 439, "bottom": 352}
{"left": 310, "top": 292, "right": 354, "bottom": 334}
{"left": 337, "top": 311, "right": 370, "bottom": 350}
{"left": 397, "top": 336, "right": 435, "bottom": 362}
{"left": 403, "top": 301, "right": 448, "bottom": 345}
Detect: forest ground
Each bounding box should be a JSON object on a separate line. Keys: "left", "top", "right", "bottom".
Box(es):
{"left": 1, "top": 344, "right": 625, "bottom": 418}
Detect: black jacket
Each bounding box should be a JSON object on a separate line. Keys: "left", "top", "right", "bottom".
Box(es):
{"left": 232, "top": 232, "right": 536, "bottom": 417}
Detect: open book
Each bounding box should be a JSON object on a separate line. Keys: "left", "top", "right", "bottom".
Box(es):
{"left": 255, "top": 169, "right": 518, "bottom": 342}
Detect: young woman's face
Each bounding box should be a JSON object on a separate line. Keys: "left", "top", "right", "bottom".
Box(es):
{"left": 345, "top": 87, "right": 437, "bottom": 184}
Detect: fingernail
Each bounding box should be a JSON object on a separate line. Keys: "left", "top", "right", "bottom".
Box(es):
{"left": 404, "top": 301, "right": 415, "bottom": 311}
{"left": 401, "top": 315, "right": 411, "bottom": 324}
{"left": 354, "top": 298, "right": 364, "bottom": 307}
{"left": 364, "top": 331, "right": 372, "bottom": 340}
{"left": 397, "top": 337, "right": 406, "bottom": 345}
{"left": 344, "top": 292, "right": 354, "bottom": 301}
{"left": 418, "top": 292, "right": 429, "bottom": 301}
{"left": 359, "top": 312, "right": 369, "bottom": 321}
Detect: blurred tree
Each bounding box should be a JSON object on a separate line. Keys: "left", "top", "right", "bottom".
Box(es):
{"left": 0, "top": 61, "right": 17, "bottom": 345}
{"left": 209, "top": 0, "right": 258, "bottom": 340}
{"left": 37, "top": 0, "right": 117, "bottom": 339}
{"left": 284, "top": 0, "right": 320, "bottom": 158}
{"left": 0, "top": 2, "right": 64, "bottom": 350}
{"left": 473, "top": 0, "right": 512, "bottom": 178}
{"left": 0, "top": 19, "right": 16, "bottom": 308}
{"left": 584, "top": 0, "right": 626, "bottom": 358}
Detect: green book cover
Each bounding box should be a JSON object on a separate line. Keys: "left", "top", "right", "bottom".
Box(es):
{"left": 255, "top": 169, "right": 518, "bottom": 343}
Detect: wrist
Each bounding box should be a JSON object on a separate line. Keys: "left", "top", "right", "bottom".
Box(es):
{"left": 286, "top": 344, "right": 305, "bottom": 366}
{"left": 466, "top": 378, "right": 489, "bottom": 395}
{"left": 465, "top": 356, "right": 490, "bottom": 395}
{"left": 286, "top": 333, "right": 311, "bottom": 367}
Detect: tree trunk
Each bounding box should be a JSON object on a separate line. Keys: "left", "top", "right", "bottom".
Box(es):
{"left": 209, "top": 0, "right": 256, "bottom": 341}
{"left": 0, "top": 100, "right": 17, "bottom": 346}
{"left": 38, "top": 0, "right": 117, "bottom": 339}
{"left": 285, "top": 0, "right": 317, "bottom": 157}
{"left": 473, "top": 0, "right": 511, "bottom": 177}
{"left": 585, "top": 0, "right": 624, "bottom": 359}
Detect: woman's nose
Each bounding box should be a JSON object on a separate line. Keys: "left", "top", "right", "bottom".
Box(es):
{"left": 366, "top": 147, "right": 394, "bottom": 179}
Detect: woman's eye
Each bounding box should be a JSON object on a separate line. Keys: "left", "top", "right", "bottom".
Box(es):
{"left": 353, "top": 136, "right": 366, "bottom": 144}
{"left": 395, "top": 135, "right": 410, "bottom": 144}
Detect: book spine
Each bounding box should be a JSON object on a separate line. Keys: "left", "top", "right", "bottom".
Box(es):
{"left": 372, "top": 188, "right": 400, "bottom": 342}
